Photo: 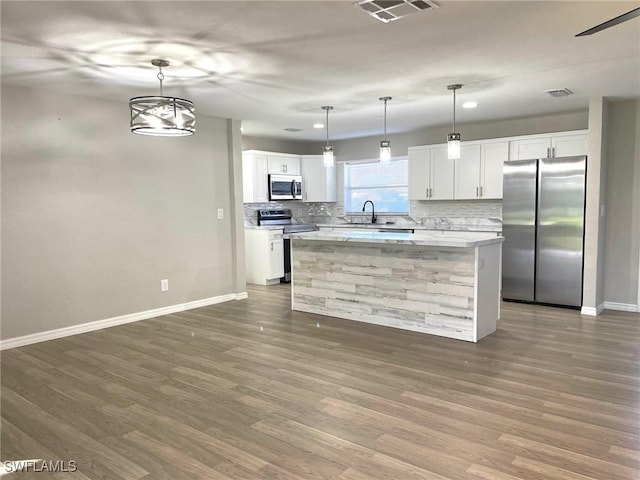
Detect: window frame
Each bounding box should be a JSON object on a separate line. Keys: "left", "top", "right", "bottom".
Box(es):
{"left": 343, "top": 156, "right": 409, "bottom": 216}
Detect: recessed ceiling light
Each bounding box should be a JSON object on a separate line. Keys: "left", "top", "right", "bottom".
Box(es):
{"left": 313, "top": 123, "right": 324, "bottom": 129}
{"left": 462, "top": 101, "right": 478, "bottom": 109}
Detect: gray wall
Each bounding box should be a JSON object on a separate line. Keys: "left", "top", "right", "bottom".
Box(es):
{"left": 1, "top": 84, "right": 245, "bottom": 340}
{"left": 604, "top": 100, "right": 640, "bottom": 306}
{"left": 241, "top": 135, "right": 316, "bottom": 155}
{"left": 320, "top": 111, "right": 589, "bottom": 161}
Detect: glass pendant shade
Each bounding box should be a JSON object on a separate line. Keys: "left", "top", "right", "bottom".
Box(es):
{"left": 379, "top": 140, "right": 391, "bottom": 163}
{"left": 130, "top": 96, "right": 195, "bottom": 136}
{"left": 447, "top": 132, "right": 461, "bottom": 160}
{"left": 130, "top": 59, "right": 195, "bottom": 137}
{"left": 323, "top": 145, "right": 335, "bottom": 167}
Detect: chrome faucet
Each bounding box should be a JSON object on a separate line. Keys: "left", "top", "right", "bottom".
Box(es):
{"left": 362, "top": 200, "right": 377, "bottom": 224}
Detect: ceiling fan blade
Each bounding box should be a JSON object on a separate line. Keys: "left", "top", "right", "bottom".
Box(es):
{"left": 576, "top": 7, "right": 640, "bottom": 36}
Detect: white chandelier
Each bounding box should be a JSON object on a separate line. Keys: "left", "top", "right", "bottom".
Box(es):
{"left": 130, "top": 59, "right": 196, "bottom": 137}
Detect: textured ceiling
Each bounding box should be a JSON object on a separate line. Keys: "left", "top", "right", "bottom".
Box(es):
{"left": 2, "top": 1, "right": 639, "bottom": 141}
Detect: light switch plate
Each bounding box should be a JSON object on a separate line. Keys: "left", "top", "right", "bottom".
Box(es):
{"left": 217, "top": 208, "right": 224, "bottom": 219}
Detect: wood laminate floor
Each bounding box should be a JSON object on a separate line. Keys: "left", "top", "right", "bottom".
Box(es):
{"left": 1, "top": 284, "right": 639, "bottom": 479}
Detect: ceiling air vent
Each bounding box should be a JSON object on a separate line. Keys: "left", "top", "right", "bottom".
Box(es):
{"left": 545, "top": 88, "right": 574, "bottom": 98}
{"left": 283, "top": 128, "right": 303, "bottom": 132}
{"left": 355, "top": 0, "right": 439, "bottom": 24}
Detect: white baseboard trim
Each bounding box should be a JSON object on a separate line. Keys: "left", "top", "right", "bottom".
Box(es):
{"left": 0, "top": 291, "right": 249, "bottom": 351}
{"left": 603, "top": 301, "right": 639, "bottom": 313}
{"left": 580, "top": 303, "right": 605, "bottom": 316}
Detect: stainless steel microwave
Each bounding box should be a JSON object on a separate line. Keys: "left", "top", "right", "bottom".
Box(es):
{"left": 269, "top": 174, "right": 302, "bottom": 200}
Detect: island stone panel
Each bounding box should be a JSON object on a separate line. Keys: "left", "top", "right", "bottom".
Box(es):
{"left": 291, "top": 240, "right": 478, "bottom": 341}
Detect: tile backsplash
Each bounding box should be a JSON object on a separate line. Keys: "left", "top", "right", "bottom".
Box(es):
{"left": 244, "top": 199, "right": 502, "bottom": 231}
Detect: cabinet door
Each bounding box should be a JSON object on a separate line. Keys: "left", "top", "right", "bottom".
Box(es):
{"left": 509, "top": 137, "right": 551, "bottom": 160}
{"left": 429, "top": 146, "right": 455, "bottom": 200}
{"left": 267, "top": 154, "right": 300, "bottom": 174}
{"left": 269, "top": 238, "right": 284, "bottom": 280}
{"left": 551, "top": 134, "right": 587, "bottom": 157}
{"left": 454, "top": 144, "right": 481, "bottom": 200}
{"left": 301, "top": 156, "right": 336, "bottom": 202}
{"left": 242, "top": 153, "right": 268, "bottom": 203}
{"left": 283, "top": 156, "right": 301, "bottom": 175}
{"left": 408, "top": 149, "right": 430, "bottom": 200}
{"left": 480, "top": 142, "right": 509, "bottom": 199}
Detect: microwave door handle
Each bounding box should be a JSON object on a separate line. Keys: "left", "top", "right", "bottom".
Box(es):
{"left": 291, "top": 179, "right": 296, "bottom": 198}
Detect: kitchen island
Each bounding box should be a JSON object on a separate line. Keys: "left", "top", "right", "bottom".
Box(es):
{"left": 287, "top": 230, "right": 503, "bottom": 342}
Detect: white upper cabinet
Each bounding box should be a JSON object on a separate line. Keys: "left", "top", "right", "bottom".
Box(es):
{"left": 509, "top": 136, "right": 551, "bottom": 160}
{"left": 509, "top": 131, "right": 587, "bottom": 160}
{"left": 408, "top": 146, "right": 454, "bottom": 200}
{"left": 408, "top": 148, "right": 430, "bottom": 200}
{"left": 552, "top": 134, "right": 588, "bottom": 157}
{"left": 242, "top": 151, "right": 268, "bottom": 203}
{"left": 454, "top": 144, "right": 482, "bottom": 200}
{"left": 242, "top": 150, "right": 302, "bottom": 203}
{"left": 480, "top": 141, "right": 509, "bottom": 199}
{"left": 300, "top": 155, "right": 336, "bottom": 202}
{"left": 429, "top": 146, "right": 456, "bottom": 200}
{"left": 455, "top": 142, "right": 507, "bottom": 200}
{"left": 267, "top": 154, "right": 301, "bottom": 175}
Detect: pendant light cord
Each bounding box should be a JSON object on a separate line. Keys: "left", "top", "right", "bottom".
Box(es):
{"left": 157, "top": 66, "right": 165, "bottom": 97}
{"left": 326, "top": 108, "right": 330, "bottom": 146}
{"left": 452, "top": 87, "right": 456, "bottom": 132}
{"left": 384, "top": 99, "right": 388, "bottom": 141}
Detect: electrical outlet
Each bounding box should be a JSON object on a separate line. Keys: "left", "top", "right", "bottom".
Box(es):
{"left": 161, "top": 279, "right": 169, "bottom": 292}
{"left": 217, "top": 208, "right": 224, "bottom": 219}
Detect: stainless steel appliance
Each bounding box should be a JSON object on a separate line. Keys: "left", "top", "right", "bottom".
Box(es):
{"left": 257, "top": 209, "right": 317, "bottom": 282}
{"left": 502, "top": 156, "right": 586, "bottom": 307}
{"left": 268, "top": 174, "right": 302, "bottom": 200}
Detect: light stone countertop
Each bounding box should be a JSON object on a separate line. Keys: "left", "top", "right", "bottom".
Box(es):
{"left": 244, "top": 225, "right": 285, "bottom": 231}
{"left": 315, "top": 223, "right": 502, "bottom": 233}
{"left": 286, "top": 230, "right": 504, "bottom": 248}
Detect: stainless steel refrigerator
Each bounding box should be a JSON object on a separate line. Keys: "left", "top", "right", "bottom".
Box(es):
{"left": 502, "top": 156, "right": 586, "bottom": 307}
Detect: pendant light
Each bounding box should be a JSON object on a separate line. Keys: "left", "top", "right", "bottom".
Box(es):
{"left": 321, "top": 106, "right": 334, "bottom": 167}
{"left": 447, "top": 84, "right": 462, "bottom": 159}
{"left": 130, "top": 59, "right": 196, "bottom": 136}
{"left": 379, "top": 96, "right": 392, "bottom": 163}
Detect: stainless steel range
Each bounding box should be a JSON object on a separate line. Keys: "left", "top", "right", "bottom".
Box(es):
{"left": 257, "top": 209, "right": 317, "bottom": 282}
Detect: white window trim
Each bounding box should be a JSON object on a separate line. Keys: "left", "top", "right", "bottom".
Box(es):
{"left": 344, "top": 156, "right": 409, "bottom": 215}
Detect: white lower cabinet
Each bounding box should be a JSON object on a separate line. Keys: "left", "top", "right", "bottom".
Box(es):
{"left": 244, "top": 229, "right": 284, "bottom": 285}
